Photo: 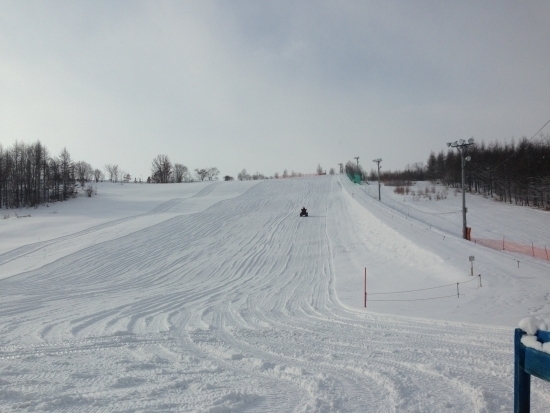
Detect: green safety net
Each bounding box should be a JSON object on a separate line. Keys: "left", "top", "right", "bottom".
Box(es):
{"left": 347, "top": 173, "right": 362, "bottom": 184}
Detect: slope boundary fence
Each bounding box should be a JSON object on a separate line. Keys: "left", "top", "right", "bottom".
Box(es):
{"left": 353, "top": 179, "right": 550, "bottom": 263}
{"left": 364, "top": 268, "right": 481, "bottom": 306}
{"left": 275, "top": 173, "right": 327, "bottom": 179}
{"left": 474, "top": 238, "right": 550, "bottom": 261}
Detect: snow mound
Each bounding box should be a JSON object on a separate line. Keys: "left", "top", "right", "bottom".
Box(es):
{"left": 518, "top": 316, "right": 549, "bottom": 335}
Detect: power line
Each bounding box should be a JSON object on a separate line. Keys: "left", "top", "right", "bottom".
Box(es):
{"left": 491, "top": 117, "right": 550, "bottom": 172}
{"left": 528, "top": 118, "right": 550, "bottom": 142}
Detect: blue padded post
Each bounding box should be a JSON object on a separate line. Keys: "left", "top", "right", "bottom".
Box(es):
{"left": 514, "top": 328, "right": 530, "bottom": 413}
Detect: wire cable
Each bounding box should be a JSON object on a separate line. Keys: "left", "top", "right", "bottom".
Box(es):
{"left": 369, "top": 283, "right": 456, "bottom": 295}
{"left": 491, "top": 117, "right": 550, "bottom": 172}
{"left": 369, "top": 277, "right": 477, "bottom": 296}
{"left": 369, "top": 294, "right": 459, "bottom": 302}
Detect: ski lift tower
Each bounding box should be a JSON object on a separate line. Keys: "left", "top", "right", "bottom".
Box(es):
{"left": 447, "top": 138, "right": 475, "bottom": 239}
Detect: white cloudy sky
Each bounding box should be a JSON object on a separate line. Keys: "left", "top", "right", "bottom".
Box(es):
{"left": 1, "top": 1, "right": 549, "bottom": 179}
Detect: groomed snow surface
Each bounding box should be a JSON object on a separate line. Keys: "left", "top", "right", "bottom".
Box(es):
{"left": 1, "top": 176, "right": 549, "bottom": 412}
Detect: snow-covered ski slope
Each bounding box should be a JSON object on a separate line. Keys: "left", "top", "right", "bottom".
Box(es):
{"left": 0, "top": 177, "right": 549, "bottom": 412}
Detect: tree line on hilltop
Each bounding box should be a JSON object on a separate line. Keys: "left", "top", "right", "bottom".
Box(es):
{"left": 0, "top": 141, "right": 222, "bottom": 209}
{"left": 236, "top": 165, "right": 334, "bottom": 181}
{"left": 346, "top": 136, "right": 550, "bottom": 209}
{"left": 147, "top": 154, "right": 219, "bottom": 183}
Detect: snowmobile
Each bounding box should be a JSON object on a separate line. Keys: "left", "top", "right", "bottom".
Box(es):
{"left": 300, "top": 207, "right": 308, "bottom": 217}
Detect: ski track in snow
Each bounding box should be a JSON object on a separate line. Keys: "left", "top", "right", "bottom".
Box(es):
{"left": 0, "top": 177, "right": 549, "bottom": 412}
{"left": 0, "top": 182, "right": 223, "bottom": 271}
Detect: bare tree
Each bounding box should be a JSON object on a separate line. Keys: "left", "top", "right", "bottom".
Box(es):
{"left": 317, "top": 163, "right": 323, "bottom": 175}
{"left": 120, "top": 170, "right": 130, "bottom": 183}
{"left": 75, "top": 161, "right": 93, "bottom": 187}
{"left": 252, "top": 172, "right": 266, "bottom": 180}
{"left": 93, "top": 169, "right": 104, "bottom": 182}
{"left": 104, "top": 164, "right": 119, "bottom": 182}
{"left": 59, "top": 147, "right": 75, "bottom": 200}
{"left": 151, "top": 155, "right": 172, "bottom": 183}
{"left": 112, "top": 165, "right": 119, "bottom": 182}
{"left": 206, "top": 167, "right": 220, "bottom": 181}
{"left": 194, "top": 168, "right": 208, "bottom": 181}
{"left": 238, "top": 169, "right": 250, "bottom": 181}
{"left": 174, "top": 163, "right": 189, "bottom": 183}
{"left": 104, "top": 164, "right": 113, "bottom": 182}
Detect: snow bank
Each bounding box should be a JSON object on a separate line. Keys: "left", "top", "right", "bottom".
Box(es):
{"left": 518, "top": 316, "right": 550, "bottom": 354}
{"left": 518, "top": 316, "right": 549, "bottom": 335}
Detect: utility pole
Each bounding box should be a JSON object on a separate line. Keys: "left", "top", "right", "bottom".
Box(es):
{"left": 447, "top": 138, "right": 474, "bottom": 239}
{"left": 373, "top": 158, "right": 382, "bottom": 200}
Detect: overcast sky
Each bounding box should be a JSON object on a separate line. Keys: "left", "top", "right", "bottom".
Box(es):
{"left": 1, "top": 1, "right": 549, "bottom": 179}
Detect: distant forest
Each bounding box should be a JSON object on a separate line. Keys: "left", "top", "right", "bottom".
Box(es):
{"left": 0, "top": 141, "right": 219, "bottom": 209}
{"left": 3, "top": 136, "right": 549, "bottom": 210}
{"left": 0, "top": 141, "right": 96, "bottom": 209}
{"left": 346, "top": 136, "right": 550, "bottom": 209}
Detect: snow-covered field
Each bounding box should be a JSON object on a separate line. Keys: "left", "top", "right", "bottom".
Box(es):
{"left": 0, "top": 176, "right": 549, "bottom": 412}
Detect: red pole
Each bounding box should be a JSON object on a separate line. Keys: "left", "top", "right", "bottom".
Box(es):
{"left": 545, "top": 246, "right": 549, "bottom": 261}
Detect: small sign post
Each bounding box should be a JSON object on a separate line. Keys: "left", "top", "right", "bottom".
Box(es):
{"left": 469, "top": 256, "right": 475, "bottom": 276}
